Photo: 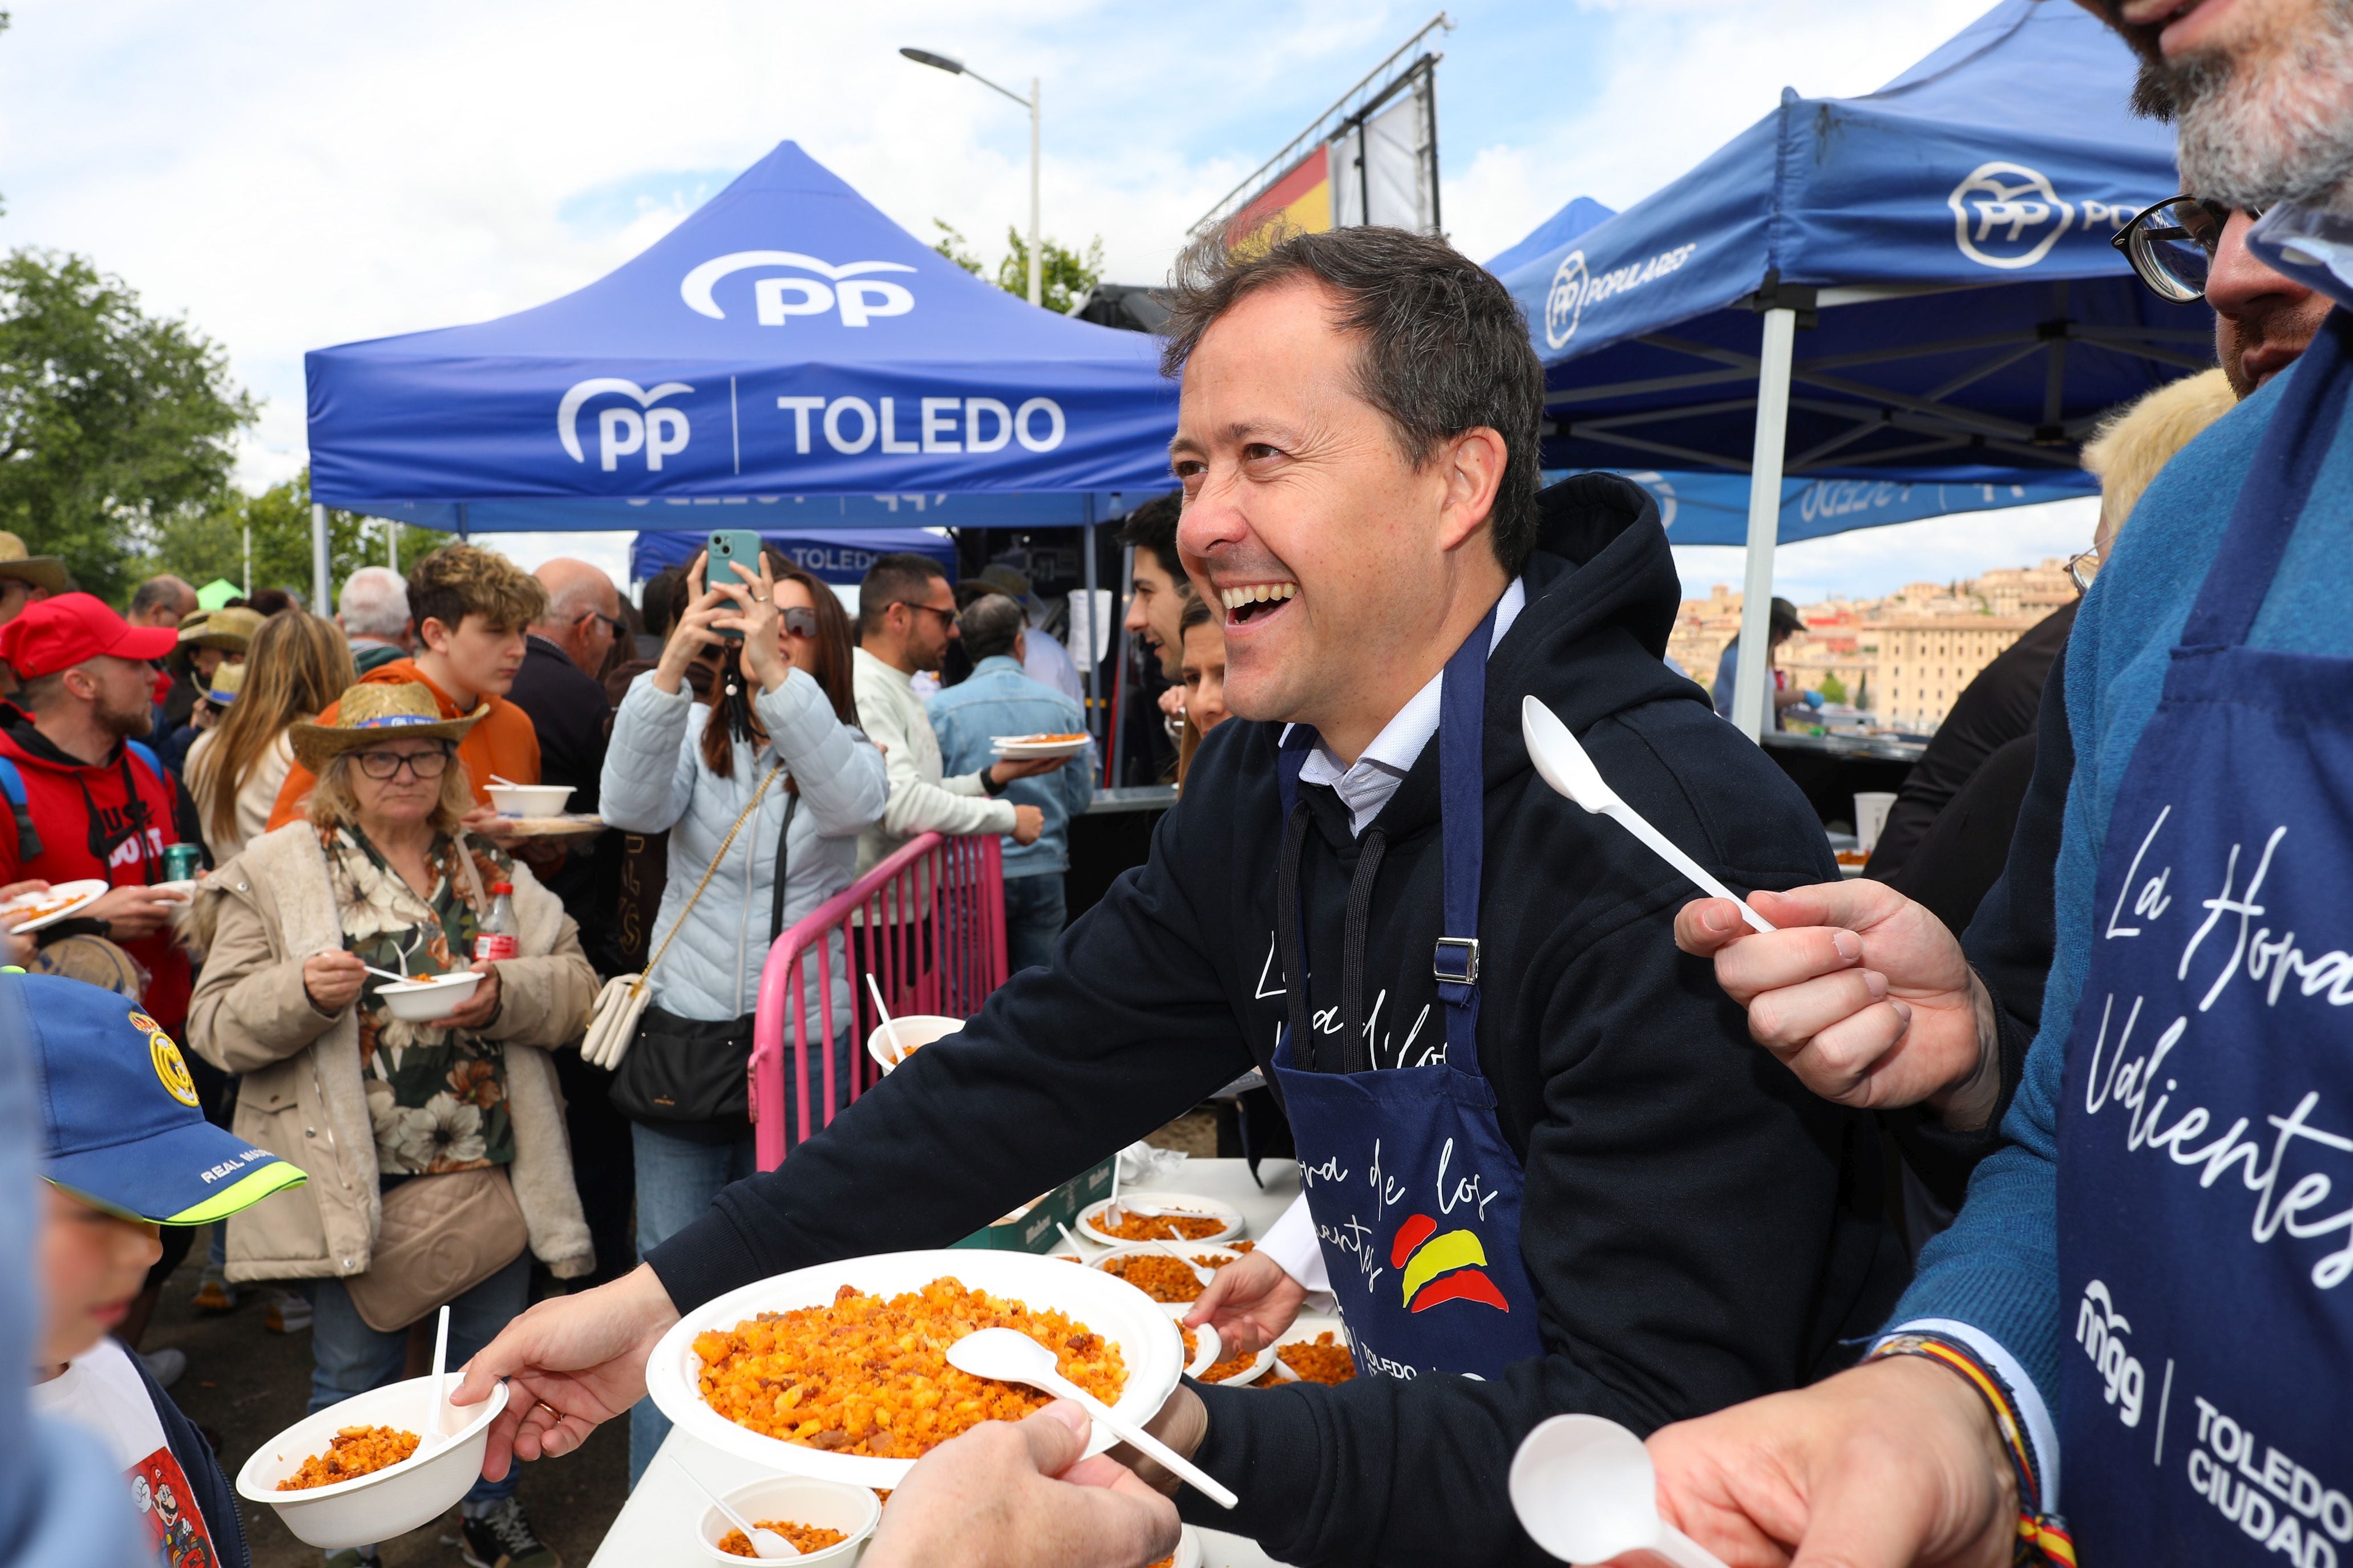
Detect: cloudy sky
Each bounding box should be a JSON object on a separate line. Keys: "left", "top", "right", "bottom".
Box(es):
{"left": 0, "top": 0, "right": 2108, "bottom": 597}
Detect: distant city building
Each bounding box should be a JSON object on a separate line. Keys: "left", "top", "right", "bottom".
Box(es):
{"left": 1673, "top": 558, "right": 2076, "bottom": 732}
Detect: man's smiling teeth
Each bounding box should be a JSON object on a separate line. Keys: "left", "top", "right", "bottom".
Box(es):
{"left": 1219, "top": 582, "right": 1297, "bottom": 611}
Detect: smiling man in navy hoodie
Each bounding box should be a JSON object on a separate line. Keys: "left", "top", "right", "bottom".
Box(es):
{"left": 459, "top": 225, "right": 1905, "bottom": 1567}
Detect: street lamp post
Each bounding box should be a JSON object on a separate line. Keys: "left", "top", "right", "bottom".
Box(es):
{"left": 900, "top": 47, "right": 1042, "bottom": 307}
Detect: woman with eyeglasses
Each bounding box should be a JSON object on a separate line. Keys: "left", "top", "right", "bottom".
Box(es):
{"left": 596, "top": 547, "right": 887, "bottom": 1485}
{"left": 187, "top": 680, "right": 598, "bottom": 1567}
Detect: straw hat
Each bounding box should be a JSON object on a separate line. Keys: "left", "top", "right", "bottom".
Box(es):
{"left": 176, "top": 605, "right": 264, "bottom": 653}
{"left": 203, "top": 662, "right": 244, "bottom": 707}
{"left": 0, "top": 531, "right": 69, "bottom": 594}
{"left": 289, "top": 682, "right": 486, "bottom": 772}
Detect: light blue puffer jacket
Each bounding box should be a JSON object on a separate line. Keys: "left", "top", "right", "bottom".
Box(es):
{"left": 600, "top": 668, "right": 888, "bottom": 1028}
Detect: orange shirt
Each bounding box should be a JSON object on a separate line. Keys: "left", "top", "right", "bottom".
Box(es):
{"left": 265, "top": 659, "right": 543, "bottom": 831}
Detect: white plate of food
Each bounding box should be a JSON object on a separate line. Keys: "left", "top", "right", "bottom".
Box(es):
{"left": 990, "top": 732, "right": 1091, "bottom": 760}
{"left": 235, "top": 1373, "right": 510, "bottom": 1549}
{"left": 642, "top": 1249, "right": 1184, "bottom": 1489}
{"left": 1085, "top": 1243, "right": 1251, "bottom": 1307}
{"left": 1175, "top": 1314, "right": 1278, "bottom": 1387}
{"left": 375, "top": 971, "right": 482, "bottom": 1022}
{"left": 1077, "top": 1193, "right": 1244, "bottom": 1249}
{"left": 1, "top": 878, "right": 107, "bottom": 934}
{"left": 1267, "top": 1315, "right": 1358, "bottom": 1387}
{"left": 482, "top": 813, "right": 604, "bottom": 838}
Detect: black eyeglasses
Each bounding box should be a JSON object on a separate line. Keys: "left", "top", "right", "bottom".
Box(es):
{"left": 354, "top": 746, "right": 452, "bottom": 780}
{"left": 2112, "top": 193, "right": 2257, "bottom": 303}
{"left": 891, "top": 601, "right": 959, "bottom": 629}
{"left": 577, "top": 609, "right": 627, "bottom": 638}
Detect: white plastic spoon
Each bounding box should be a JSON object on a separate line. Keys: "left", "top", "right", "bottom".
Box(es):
{"left": 1508, "top": 1414, "right": 1731, "bottom": 1568}
{"left": 946, "top": 1328, "right": 1239, "bottom": 1509}
{"left": 489, "top": 773, "right": 524, "bottom": 789}
{"left": 418, "top": 1305, "right": 451, "bottom": 1454}
{"left": 1056, "top": 1221, "right": 1101, "bottom": 1258}
{"left": 677, "top": 1466, "right": 800, "bottom": 1559}
{"left": 362, "top": 962, "right": 426, "bottom": 986}
{"left": 1153, "top": 1229, "right": 1218, "bottom": 1286}
{"left": 864, "top": 973, "right": 906, "bottom": 1063}
{"left": 1521, "top": 696, "right": 1774, "bottom": 934}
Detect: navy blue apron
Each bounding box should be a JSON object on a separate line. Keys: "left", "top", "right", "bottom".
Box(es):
{"left": 2057, "top": 311, "right": 2353, "bottom": 1564}
{"left": 1271, "top": 606, "right": 1546, "bottom": 1383}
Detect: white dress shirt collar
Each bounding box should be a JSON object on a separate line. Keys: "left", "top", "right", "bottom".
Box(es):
{"left": 1291, "top": 578, "right": 1526, "bottom": 836}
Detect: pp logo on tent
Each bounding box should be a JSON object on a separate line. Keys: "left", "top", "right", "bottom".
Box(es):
{"left": 680, "top": 251, "right": 917, "bottom": 327}
{"left": 560, "top": 379, "right": 694, "bottom": 472}
{"left": 1948, "top": 161, "right": 2076, "bottom": 271}
{"left": 1543, "top": 251, "right": 1590, "bottom": 350}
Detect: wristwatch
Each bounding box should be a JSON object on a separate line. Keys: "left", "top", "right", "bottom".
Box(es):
{"left": 979, "top": 764, "right": 1008, "bottom": 797}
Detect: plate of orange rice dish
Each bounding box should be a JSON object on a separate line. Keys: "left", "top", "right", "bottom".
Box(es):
{"left": 644, "top": 1250, "right": 1186, "bottom": 1486}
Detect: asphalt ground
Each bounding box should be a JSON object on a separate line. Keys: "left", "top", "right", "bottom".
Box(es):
{"left": 150, "top": 1109, "right": 1220, "bottom": 1567}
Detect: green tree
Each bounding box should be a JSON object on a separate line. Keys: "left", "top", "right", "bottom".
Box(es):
{"left": 0, "top": 248, "right": 257, "bottom": 600}
{"left": 1817, "top": 672, "right": 1847, "bottom": 705}
{"left": 148, "top": 469, "right": 439, "bottom": 606}
{"left": 932, "top": 218, "right": 1103, "bottom": 313}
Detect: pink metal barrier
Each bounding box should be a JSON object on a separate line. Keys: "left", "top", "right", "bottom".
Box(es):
{"left": 747, "top": 831, "right": 1007, "bottom": 1170}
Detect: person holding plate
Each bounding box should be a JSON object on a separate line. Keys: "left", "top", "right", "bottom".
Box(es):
{"left": 456, "top": 225, "right": 1905, "bottom": 1567}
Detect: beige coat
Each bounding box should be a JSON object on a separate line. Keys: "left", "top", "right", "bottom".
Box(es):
{"left": 187, "top": 821, "right": 599, "bottom": 1285}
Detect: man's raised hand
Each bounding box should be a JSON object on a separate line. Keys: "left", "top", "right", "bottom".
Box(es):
{"left": 452, "top": 1263, "right": 680, "bottom": 1480}
{"left": 1673, "top": 881, "right": 2000, "bottom": 1127}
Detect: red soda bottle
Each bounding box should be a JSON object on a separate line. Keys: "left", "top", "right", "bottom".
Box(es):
{"left": 475, "top": 882, "right": 520, "bottom": 962}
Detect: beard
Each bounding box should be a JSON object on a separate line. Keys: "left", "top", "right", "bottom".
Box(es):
{"left": 95, "top": 687, "right": 155, "bottom": 740}
{"left": 2170, "top": 2, "right": 2353, "bottom": 210}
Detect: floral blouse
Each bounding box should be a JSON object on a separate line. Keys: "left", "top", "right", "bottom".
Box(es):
{"left": 321, "top": 824, "right": 518, "bottom": 1177}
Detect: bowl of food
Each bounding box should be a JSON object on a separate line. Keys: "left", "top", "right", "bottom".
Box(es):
{"left": 1077, "top": 1194, "right": 1243, "bottom": 1249}
{"left": 643, "top": 1249, "right": 1183, "bottom": 1488}
{"left": 696, "top": 1474, "right": 881, "bottom": 1565}
{"left": 235, "top": 1374, "right": 510, "bottom": 1549}
{"left": 1176, "top": 1318, "right": 1277, "bottom": 1387}
{"left": 1086, "top": 1245, "right": 1250, "bottom": 1306}
{"left": 865, "top": 1015, "right": 963, "bottom": 1075}
{"left": 1268, "top": 1318, "right": 1358, "bottom": 1386}
{"left": 484, "top": 783, "right": 573, "bottom": 819}
{"left": 376, "top": 970, "right": 482, "bottom": 1022}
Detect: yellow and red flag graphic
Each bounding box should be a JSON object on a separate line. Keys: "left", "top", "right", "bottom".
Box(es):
{"left": 1391, "top": 1213, "right": 1509, "bottom": 1313}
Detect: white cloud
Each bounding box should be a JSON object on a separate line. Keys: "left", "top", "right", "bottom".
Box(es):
{"left": 0, "top": 0, "right": 2077, "bottom": 601}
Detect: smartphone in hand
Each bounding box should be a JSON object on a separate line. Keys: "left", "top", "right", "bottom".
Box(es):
{"left": 706, "top": 529, "right": 765, "bottom": 641}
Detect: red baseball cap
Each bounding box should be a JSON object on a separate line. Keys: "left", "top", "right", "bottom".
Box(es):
{"left": 0, "top": 592, "right": 179, "bottom": 679}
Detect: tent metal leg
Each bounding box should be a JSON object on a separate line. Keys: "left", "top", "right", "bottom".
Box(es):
{"left": 1731, "top": 306, "right": 1797, "bottom": 742}
{"left": 311, "top": 503, "right": 331, "bottom": 618}
{"left": 1082, "top": 513, "right": 1101, "bottom": 740}
{"left": 1110, "top": 543, "right": 1134, "bottom": 788}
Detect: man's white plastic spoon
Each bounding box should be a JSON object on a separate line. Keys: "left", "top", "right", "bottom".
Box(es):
{"left": 1508, "top": 1414, "right": 1732, "bottom": 1568}
{"left": 1153, "top": 1229, "right": 1218, "bottom": 1286}
{"left": 419, "top": 1305, "right": 450, "bottom": 1454}
{"left": 677, "top": 1466, "right": 800, "bottom": 1558}
{"left": 1521, "top": 696, "right": 1774, "bottom": 934}
{"left": 864, "top": 973, "right": 907, "bottom": 1061}
{"left": 945, "top": 1329, "right": 1239, "bottom": 1509}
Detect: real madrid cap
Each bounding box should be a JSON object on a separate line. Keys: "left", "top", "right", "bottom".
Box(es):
{"left": 7, "top": 971, "right": 306, "bottom": 1225}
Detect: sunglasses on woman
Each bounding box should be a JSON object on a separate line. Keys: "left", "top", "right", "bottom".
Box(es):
{"left": 780, "top": 606, "right": 819, "bottom": 638}
{"left": 2112, "top": 194, "right": 2260, "bottom": 303}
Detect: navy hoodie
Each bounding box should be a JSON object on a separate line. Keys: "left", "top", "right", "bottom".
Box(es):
{"left": 649, "top": 473, "right": 1906, "bottom": 1567}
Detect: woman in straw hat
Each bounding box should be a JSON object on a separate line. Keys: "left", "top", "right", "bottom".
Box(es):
{"left": 184, "top": 613, "right": 354, "bottom": 864}
{"left": 186, "top": 680, "right": 593, "bottom": 1567}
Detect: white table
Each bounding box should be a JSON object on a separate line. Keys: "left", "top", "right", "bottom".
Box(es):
{"left": 589, "top": 1157, "right": 1301, "bottom": 1568}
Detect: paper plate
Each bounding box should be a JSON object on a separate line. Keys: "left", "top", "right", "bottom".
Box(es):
{"left": 482, "top": 813, "right": 605, "bottom": 838}
{"left": 1, "top": 878, "right": 107, "bottom": 934}
{"left": 1268, "top": 1315, "right": 1356, "bottom": 1384}
{"left": 1076, "top": 1193, "right": 1244, "bottom": 1249}
{"left": 644, "top": 1249, "right": 1183, "bottom": 1488}
{"left": 1174, "top": 1310, "right": 1277, "bottom": 1387}
{"left": 990, "top": 735, "right": 1091, "bottom": 759}
{"left": 1086, "top": 1243, "right": 1250, "bottom": 1307}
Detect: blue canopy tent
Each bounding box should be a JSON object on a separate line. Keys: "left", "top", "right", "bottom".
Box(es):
{"left": 304, "top": 139, "right": 1180, "bottom": 722}
{"left": 1493, "top": 0, "right": 2210, "bottom": 735}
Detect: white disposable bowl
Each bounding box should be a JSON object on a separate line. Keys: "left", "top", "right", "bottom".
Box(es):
{"left": 864, "top": 1015, "right": 963, "bottom": 1075}
{"left": 378, "top": 971, "right": 481, "bottom": 1022}
{"left": 1174, "top": 1309, "right": 1277, "bottom": 1387}
{"left": 1076, "top": 1193, "right": 1244, "bottom": 1249}
{"left": 1086, "top": 1244, "right": 1250, "bottom": 1305}
{"left": 235, "top": 1375, "right": 510, "bottom": 1550}
{"left": 694, "top": 1474, "right": 880, "bottom": 1565}
{"left": 485, "top": 784, "right": 573, "bottom": 818}
{"left": 644, "top": 1249, "right": 1182, "bottom": 1488}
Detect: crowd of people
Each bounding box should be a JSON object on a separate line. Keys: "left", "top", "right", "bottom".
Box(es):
{"left": 8, "top": 2, "right": 2345, "bottom": 1567}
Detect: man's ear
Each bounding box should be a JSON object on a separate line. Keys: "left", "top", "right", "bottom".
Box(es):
{"left": 1014, "top": 629, "right": 1028, "bottom": 664}
{"left": 1436, "top": 426, "right": 1510, "bottom": 556}
{"left": 417, "top": 615, "right": 451, "bottom": 653}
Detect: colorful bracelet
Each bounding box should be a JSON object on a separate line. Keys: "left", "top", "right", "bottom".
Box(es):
{"left": 1866, "top": 1332, "right": 2076, "bottom": 1567}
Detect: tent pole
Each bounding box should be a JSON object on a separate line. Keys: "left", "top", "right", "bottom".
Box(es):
{"left": 387, "top": 520, "right": 398, "bottom": 574}
{"left": 310, "top": 503, "right": 330, "bottom": 618}
{"left": 1110, "top": 542, "right": 1133, "bottom": 789}
{"left": 1028, "top": 78, "right": 1042, "bottom": 308}
{"left": 1082, "top": 501, "right": 1100, "bottom": 737}
{"left": 242, "top": 522, "right": 252, "bottom": 598}
{"left": 1731, "top": 306, "right": 1797, "bottom": 743}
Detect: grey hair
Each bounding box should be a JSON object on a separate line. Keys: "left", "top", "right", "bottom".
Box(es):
{"left": 128, "top": 576, "right": 194, "bottom": 619}
{"left": 1159, "top": 224, "right": 1546, "bottom": 575}
{"left": 337, "top": 566, "right": 411, "bottom": 639}
{"left": 959, "top": 594, "right": 1028, "bottom": 664}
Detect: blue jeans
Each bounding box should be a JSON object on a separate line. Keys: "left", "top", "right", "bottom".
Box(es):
{"left": 628, "top": 1125, "right": 758, "bottom": 1486}
{"left": 307, "top": 1249, "right": 531, "bottom": 1506}
{"left": 1002, "top": 872, "right": 1067, "bottom": 975}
